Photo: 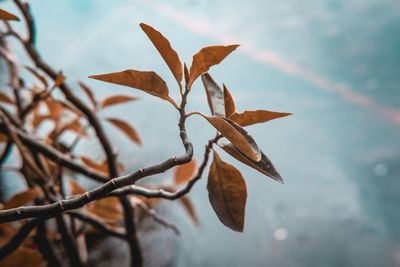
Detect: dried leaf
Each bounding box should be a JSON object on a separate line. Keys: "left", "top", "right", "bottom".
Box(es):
{"left": 44, "top": 98, "right": 64, "bottom": 121}
{"left": 201, "top": 73, "right": 224, "bottom": 116}
{"left": 50, "top": 74, "right": 65, "bottom": 89}
{"left": 223, "top": 117, "right": 262, "bottom": 160}
{"left": 180, "top": 197, "right": 199, "bottom": 226}
{"left": 78, "top": 82, "right": 97, "bottom": 108}
{"left": 106, "top": 118, "right": 141, "bottom": 146}
{"left": 80, "top": 157, "right": 124, "bottom": 176}
{"left": 207, "top": 149, "right": 247, "bottom": 232}
{"left": 0, "top": 9, "right": 19, "bottom": 21}
{"left": 25, "top": 66, "right": 48, "bottom": 88}
{"left": 229, "top": 110, "right": 292, "bottom": 127}
{"left": 0, "top": 92, "right": 14, "bottom": 105}
{"left": 140, "top": 23, "right": 182, "bottom": 86}
{"left": 101, "top": 95, "right": 137, "bottom": 109}
{"left": 184, "top": 63, "right": 189, "bottom": 86}
{"left": 81, "top": 157, "right": 109, "bottom": 176}
{"left": 0, "top": 247, "right": 46, "bottom": 267}
{"left": 89, "top": 70, "right": 177, "bottom": 107}
{"left": 223, "top": 84, "right": 235, "bottom": 117}
{"left": 0, "top": 133, "right": 8, "bottom": 142}
{"left": 88, "top": 197, "right": 122, "bottom": 220}
{"left": 4, "top": 188, "right": 41, "bottom": 210}
{"left": 201, "top": 114, "right": 260, "bottom": 161}
{"left": 219, "top": 143, "right": 283, "bottom": 183}
{"left": 0, "top": 223, "right": 15, "bottom": 247}
{"left": 174, "top": 159, "right": 196, "bottom": 185}
{"left": 189, "top": 45, "right": 239, "bottom": 88}
{"left": 56, "top": 117, "right": 87, "bottom": 138}
{"left": 69, "top": 179, "right": 86, "bottom": 196}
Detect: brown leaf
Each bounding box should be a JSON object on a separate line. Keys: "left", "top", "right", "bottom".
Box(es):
{"left": 201, "top": 114, "right": 261, "bottom": 161}
{"left": 180, "top": 197, "right": 199, "bottom": 226}
{"left": 223, "top": 84, "right": 235, "bottom": 117}
{"left": 207, "top": 149, "right": 247, "bottom": 232}
{"left": 0, "top": 247, "right": 46, "bottom": 267}
{"left": 101, "top": 95, "right": 137, "bottom": 109}
{"left": 88, "top": 197, "right": 123, "bottom": 220}
{"left": 0, "top": 9, "right": 19, "bottom": 21}
{"left": 0, "top": 223, "right": 15, "bottom": 247}
{"left": 201, "top": 73, "right": 224, "bottom": 116}
{"left": 189, "top": 45, "right": 239, "bottom": 88}
{"left": 229, "top": 110, "right": 292, "bottom": 127}
{"left": 25, "top": 67, "right": 48, "bottom": 88}
{"left": 69, "top": 179, "right": 86, "bottom": 196}
{"left": 219, "top": 143, "right": 283, "bottom": 183}
{"left": 184, "top": 63, "right": 189, "bottom": 86}
{"left": 78, "top": 82, "right": 97, "bottom": 108}
{"left": 140, "top": 23, "right": 182, "bottom": 86}
{"left": 50, "top": 74, "right": 65, "bottom": 89}
{"left": 80, "top": 157, "right": 109, "bottom": 176}
{"left": 44, "top": 98, "right": 64, "bottom": 121}
{"left": 55, "top": 117, "right": 87, "bottom": 139}
{"left": 25, "top": 66, "right": 48, "bottom": 88}
{"left": 0, "top": 133, "right": 8, "bottom": 142}
{"left": 174, "top": 159, "right": 196, "bottom": 185}
{"left": 0, "top": 92, "right": 14, "bottom": 105}
{"left": 3, "top": 188, "right": 41, "bottom": 210}
{"left": 80, "top": 157, "right": 124, "bottom": 176}
{"left": 89, "top": 70, "right": 177, "bottom": 107}
{"left": 106, "top": 118, "right": 141, "bottom": 146}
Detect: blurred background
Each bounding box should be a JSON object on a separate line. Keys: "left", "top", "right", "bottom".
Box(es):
{"left": 1, "top": 0, "right": 400, "bottom": 266}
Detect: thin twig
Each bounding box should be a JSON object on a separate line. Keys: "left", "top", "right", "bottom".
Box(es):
{"left": 136, "top": 201, "right": 180, "bottom": 236}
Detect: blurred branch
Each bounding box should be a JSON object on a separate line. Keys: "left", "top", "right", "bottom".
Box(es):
{"left": 136, "top": 201, "right": 180, "bottom": 236}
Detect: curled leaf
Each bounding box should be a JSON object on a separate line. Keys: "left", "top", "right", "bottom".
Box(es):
{"left": 174, "top": 159, "right": 196, "bottom": 185}
{"left": 0, "top": 9, "right": 19, "bottom": 21}
{"left": 180, "top": 197, "right": 199, "bottom": 226}
{"left": 3, "top": 188, "right": 41, "bottom": 210}
{"left": 223, "top": 84, "right": 235, "bottom": 117}
{"left": 201, "top": 73, "right": 224, "bottom": 116}
{"left": 0, "top": 92, "right": 14, "bottom": 105}
{"left": 201, "top": 114, "right": 261, "bottom": 161}
{"left": 189, "top": 44, "right": 239, "bottom": 88}
{"left": 184, "top": 63, "right": 189, "bottom": 86}
{"left": 207, "top": 149, "right": 247, "bottom": 232}
{"left": 101, "top": 95, "right": 137, "bottom": 109}
{"left": 140, "top": 23, "right": 182, "bottom": 86}
{"left": 106, "top": 118, "right": 141, "bottom": 146}
{"left": 78, "top": 82, "right": 97, "bottom": 108}
{"left": 229, "top": 110, "right": 292, "bottom": 127}
{"left": 89, "top": 69, "right": 177, "bottom": 107}
{"left": 219, "top": 143, "right": 283, "bottom": 183}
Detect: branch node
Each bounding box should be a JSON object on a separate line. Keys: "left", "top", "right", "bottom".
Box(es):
{"left": 58, "top": 200, "right": 64, "bottom": 211}
{"left": 139, "top": 168, "right": 144, "bottom": 174}
{"left": 85, "top": 192, "right": 91, "bottom": 200}
{"left": 17, "top": 208, "right": 22, "bottom": 216}
{"left": 111, "top": 178, "right": 116, "bottom": 186}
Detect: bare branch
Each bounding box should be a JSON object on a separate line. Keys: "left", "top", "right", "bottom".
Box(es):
{"left": 136, "top": 201, "right": 180, "bottom": 236}
{"left": 66, "top": 211, "right": 126, "bottom": 240}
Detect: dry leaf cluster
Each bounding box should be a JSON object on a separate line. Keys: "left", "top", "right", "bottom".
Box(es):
{"left": 0, "top": 3, "right": 291, "bottom": 267}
